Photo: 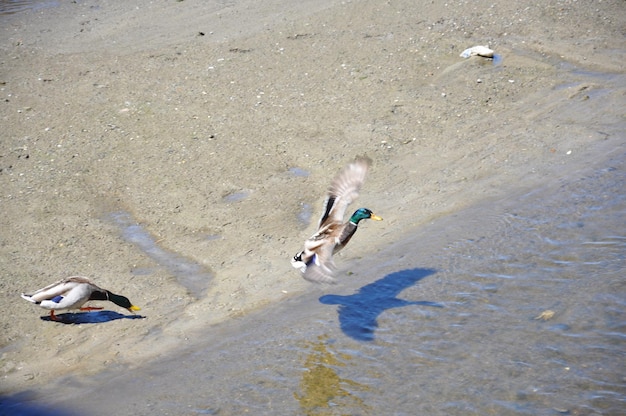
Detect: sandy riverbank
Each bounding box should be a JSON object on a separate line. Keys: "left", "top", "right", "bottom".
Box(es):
{"left": 1, "top": 0, "right": 624, "bottom": 394}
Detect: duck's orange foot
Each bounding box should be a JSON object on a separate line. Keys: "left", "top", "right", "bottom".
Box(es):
{"left": 80, "top": 306, "right": 104, "bottom": 311}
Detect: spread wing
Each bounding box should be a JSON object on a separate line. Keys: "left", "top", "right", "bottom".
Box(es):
{"left": 302, "top": 241, "right": 337, "bottom": 284}
{"left": 318, "top": 156, "right": 371, "bottom": 229}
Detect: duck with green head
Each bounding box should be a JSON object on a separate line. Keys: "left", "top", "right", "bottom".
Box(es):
{"left": 21, "top": 276, "right": 140, "bottom": 321}
{"left": 292, "top": 156, "right": 382, "bottom": 283}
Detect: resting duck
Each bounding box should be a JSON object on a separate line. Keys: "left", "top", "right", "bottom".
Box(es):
{"left": 21, "top": 276, "right": 140, "bottom": 320}
{"left": 292, "top": 156, "right": 382, "bottom": 283}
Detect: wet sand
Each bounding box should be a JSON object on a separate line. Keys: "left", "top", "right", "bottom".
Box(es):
{"left": 6, "top": 138, "right": 626, "bottom": 415}
{"left": 1, "top": 0, "right": 624, "bottom": 397}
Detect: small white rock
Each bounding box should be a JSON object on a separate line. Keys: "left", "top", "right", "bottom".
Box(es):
{"left": 460, "top": 45, "right": 494, "bottom": 59}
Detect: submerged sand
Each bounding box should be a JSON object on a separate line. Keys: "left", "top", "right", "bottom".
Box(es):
{"left": 1, "top": 0, "right": 624, "bottom": 394}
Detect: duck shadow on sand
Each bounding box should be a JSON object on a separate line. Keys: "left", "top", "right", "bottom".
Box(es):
{"left": 40, "top": 310, "right": 145, "bottom": 324}
{"left": 320, "top": 268, "right": 442, "bottom": 341}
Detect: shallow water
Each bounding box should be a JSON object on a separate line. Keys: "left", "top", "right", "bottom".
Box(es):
{"left": 0, "top": 0, "right": 56, "bottom": 15}
{"left": 7, "top": 145, "right": 620, "bottom": 415}
{"left": 109, "top": 211, "right": 213, "bottom": 298}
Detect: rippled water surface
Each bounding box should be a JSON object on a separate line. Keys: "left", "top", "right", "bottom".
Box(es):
{"left": 0, "top": 0, "right": 56, "bottom": 15}
{"left": 9, "top": 151, "right": 626, "bottom": 415}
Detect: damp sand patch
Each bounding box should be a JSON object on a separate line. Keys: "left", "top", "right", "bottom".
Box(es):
{"left": 109, "top": 211, "right": 213, "bottom": 299}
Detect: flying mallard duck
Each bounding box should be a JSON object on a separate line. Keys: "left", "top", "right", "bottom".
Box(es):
{"left": 21, "top": 276, "right": 140, "bottom": 321}
{"left": 292, "top": 156, "right": 382, "bottom": 283}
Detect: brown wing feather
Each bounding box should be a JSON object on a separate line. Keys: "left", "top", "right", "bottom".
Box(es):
{"left": 318, "top": 156, "right": 371, "bottom": 228}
